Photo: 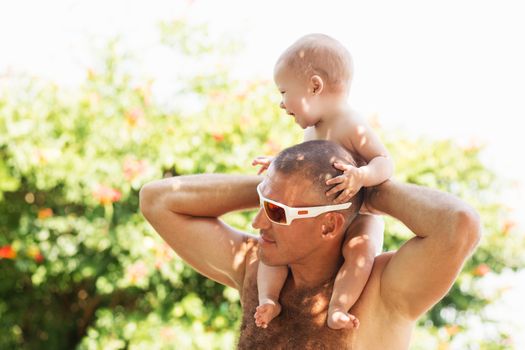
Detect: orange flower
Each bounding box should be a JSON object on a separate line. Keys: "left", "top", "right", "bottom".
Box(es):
{"left": 123, "top": 157, "right": 148, "bottom": 182}
{"left": 461, "top": 137, "right": 483, "bottom": 152}
{"left": 501, "top": 220, "right": 515, "bottom": 236}
{"left": 154, "top": 243, "right": 175, "bottom": 269}
{"left": 473, "top": 263, "right": 491, "bottom": 277}
{"left": 33, "top": 149, "right": 48, "bottom": 165}
{"left": 0, "top": 245, "right": 16, "bottom": 259}
{"left": 160, "top": 327, "right": 176, "bottom": 342}
{"left": 34, "top": 252, "right": 44, "bottom": 263}
{"left": 38, "top": 208, "right": 53, "bottom": 219}
{"left": 445, "top": 324, "right": 460, "bottom": 337}
{"left": 87, "top": 92, "right": 100, "bottom": 107}
{"left": 28, "top": 246, "right": 44, "bottom": 263}
{"left": 239, "top": 114, "right": 251, "bottom": 129}
{"left": 263, "top": 139, "right": 281, "bottom": 155}
{"left": 235, "top": 91, "right": 247, "bottom": 101}
{"left": 125, "top": 108, "right": 146, "bottom": 128}
{"left": 134, "top": 83, "right": 152, "bottom": 106}
{"left": 87, "top": 68, "right": 96, "bottom": 80}
{"left": 208, "top": 91, "right": 227, "bottom": 104}
{"left": 127, "top": 261, "right": 148, "bottom": 284}
{"left": 93, "top": 185, "right": 122, "bottom": 205}
{"left": 212, "top": 132, "right": 225, "bottom": 142}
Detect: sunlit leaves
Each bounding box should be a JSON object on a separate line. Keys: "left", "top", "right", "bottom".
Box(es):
{"left": 1, "top": 16, "right": 523, "bottom": 350}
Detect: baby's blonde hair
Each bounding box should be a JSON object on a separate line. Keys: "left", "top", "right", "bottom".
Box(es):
{"left": 276, "top": 33, "right": 354, "bottom": 94}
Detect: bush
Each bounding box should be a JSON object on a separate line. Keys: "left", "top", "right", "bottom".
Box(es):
{"left": 1, "top": 19, "right": 523, "bottom": 350}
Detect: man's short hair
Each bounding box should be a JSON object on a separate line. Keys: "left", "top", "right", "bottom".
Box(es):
{"left": 272, "top": 140, "right": 362, "bottom": 215}
{"left": 276, "top": 33, "right": 354, "bottom": 94}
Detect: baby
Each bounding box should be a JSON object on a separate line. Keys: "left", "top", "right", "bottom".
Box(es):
{"left": 252, "top": 33, "right": 394, "bottom": 330}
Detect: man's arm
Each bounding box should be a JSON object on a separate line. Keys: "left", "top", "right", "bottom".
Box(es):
{"left": 139, "top": 174, "right": 262, "bottom": 290}
{"left": 366, "top": 180, "right": 481, "bottom": 320}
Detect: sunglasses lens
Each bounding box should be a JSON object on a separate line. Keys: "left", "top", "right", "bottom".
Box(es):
{"left": 263, "top": 201, "right": 287, "bottom": 224}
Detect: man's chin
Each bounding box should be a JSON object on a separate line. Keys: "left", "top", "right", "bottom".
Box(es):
{"left": 257, "top": 248, "right": 282, "bottom": 266}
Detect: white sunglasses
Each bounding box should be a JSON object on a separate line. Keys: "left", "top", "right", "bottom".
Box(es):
{"left": 256, "top": 183, "right": 352, "bottom": 225}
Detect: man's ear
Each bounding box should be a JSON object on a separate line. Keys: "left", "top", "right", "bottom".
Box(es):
{"left": 321, "top": 212, "right": 345, "bottom": 239}
{"left": 310, "top": 75, "right": 324, "bottom": 95}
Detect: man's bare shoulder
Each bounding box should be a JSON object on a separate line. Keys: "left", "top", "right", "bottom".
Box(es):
{"left": 348, "top": 251, "right": 414, "bottom": 349}
{"left": 363, "top": 251, "right": 405, "bottom": 316}
{"left": 355, "top": 251, "right": 396, "bottom": 310}
{"left": 365, "top": 251, "right": 395, "bottom": 287}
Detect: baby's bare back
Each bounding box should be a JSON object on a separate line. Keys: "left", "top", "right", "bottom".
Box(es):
{"left": 304, "top": 113, "right": 366, "bottom": 167}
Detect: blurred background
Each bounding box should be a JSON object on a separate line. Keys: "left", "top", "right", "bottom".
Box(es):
{"left": 1, "top": 0, "right": 524, "bottom": 349}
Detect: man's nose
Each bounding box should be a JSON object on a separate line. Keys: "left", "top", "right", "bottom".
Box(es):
{"left": 279, "top": 101, "right": 285, "bottom": 110}
{"left": 252, "top": 208, "right": 271, "bottom": 230}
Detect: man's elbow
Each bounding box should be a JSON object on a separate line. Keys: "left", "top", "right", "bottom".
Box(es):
{"left": 139, "top": 181, "right": 159, "bottom": 219}
{"left": 453, "top": 206, "right": 482, "bottom": 255}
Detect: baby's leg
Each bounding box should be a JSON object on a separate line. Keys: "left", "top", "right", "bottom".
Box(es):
{"left": 327, "top": 214, "right": 384, "bottom": 330}
{"left": 255, "top": 261, "right": 288, "bottom": 328}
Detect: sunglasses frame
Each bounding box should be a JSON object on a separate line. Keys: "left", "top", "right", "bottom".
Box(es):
{"left": 256, "top": 183, "right": 352, "bottom": 225}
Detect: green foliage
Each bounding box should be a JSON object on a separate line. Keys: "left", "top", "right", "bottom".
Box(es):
{"left": 1, "top": 17, "right": 523, "bottom": 350}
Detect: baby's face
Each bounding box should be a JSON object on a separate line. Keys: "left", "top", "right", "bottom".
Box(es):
{"left": 273, "top": 62, "right": 322, "bottom": 129}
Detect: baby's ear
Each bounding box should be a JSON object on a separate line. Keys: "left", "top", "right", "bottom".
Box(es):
{"left": 310, "top": 75, "right": 324, "bottom": 95}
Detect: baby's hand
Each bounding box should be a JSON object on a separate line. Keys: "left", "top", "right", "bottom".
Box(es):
{"left": 325, "top": 162, "right": 364, "bottom": 203}
{"left": 252, "top": 156, "right": 274, "bottom": 175}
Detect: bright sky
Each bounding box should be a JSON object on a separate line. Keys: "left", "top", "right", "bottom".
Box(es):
{"left": 1, "top": 0, "right": 524, "bottom": 345}
{"left": 1, "top": 0, "right": 523, "bottom": 224}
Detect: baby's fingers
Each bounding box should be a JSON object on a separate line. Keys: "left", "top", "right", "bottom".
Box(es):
{"left": 334, "top": 189, "right": 355, "bottom": 204}
{"left": 257, "top": 165, "right": 269, "bottom": 175}
{"left": 326, "top": 183, "right": 347, "bottom": 197}
{"left": 252, "top": 158, "right": 264, "bottom": 166}
{"left": 326, "top": 175, "right": 345, "bottom": 186}
{"left": 253, "top": 156, "right": 273, "bottom": 166}
{"left": 333, "top": 162, "right": 353, "bottom": 171}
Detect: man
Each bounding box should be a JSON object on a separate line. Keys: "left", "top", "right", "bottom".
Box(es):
{"left": 139, "top": 140, "right": 481, "bottom": 349}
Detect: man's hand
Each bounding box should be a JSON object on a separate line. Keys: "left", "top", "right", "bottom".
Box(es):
{"left": 325, "top": 162, "right": 365, "bottom": 203}
{"left": 252, "top": 156, "right": 274, "bottom": 175}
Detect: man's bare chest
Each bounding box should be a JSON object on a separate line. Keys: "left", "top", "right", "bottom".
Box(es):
{"left": 237, "top": 270, "right": 355, "bottom": 349}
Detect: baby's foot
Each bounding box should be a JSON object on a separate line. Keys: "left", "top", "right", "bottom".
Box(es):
{"left": 327, "top": 309, "right": 360, "bottom": 330}
{"left": 254, "top": 301, "right": 282, "bottom": 329}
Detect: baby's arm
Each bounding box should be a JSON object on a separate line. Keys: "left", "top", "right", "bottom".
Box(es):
{"left": 255, "top": 262, "right": 288, "bottom": 328}
{"left": 348, "top": 117, "right": 393, "bottom": 187}
{"left": 327, "top": 214, "right": 384, "bottom": 330}
{"left": 326, "top": 118, "right": 393, "bottom": 203}
{"left": 252, "top": 156, "right": 274, "bottom": 175}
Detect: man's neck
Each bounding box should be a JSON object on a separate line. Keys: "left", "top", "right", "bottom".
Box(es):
{"left": 288, "top": 246, "right": 344, "bottom": 288}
